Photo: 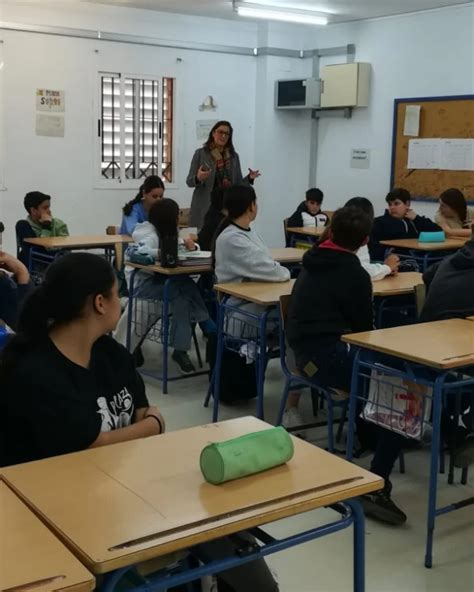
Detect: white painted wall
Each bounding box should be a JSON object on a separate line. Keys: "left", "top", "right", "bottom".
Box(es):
{"left": 312, "top": 4, "right": 474, "bottom": 218}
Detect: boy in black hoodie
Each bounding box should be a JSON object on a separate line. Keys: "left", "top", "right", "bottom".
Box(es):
{"left": 287, "top": 206, "right": 407, "bottom": 525}
{"left": 286, "top": 188, "right": 329, "bottom": 245}
{"left": 369, "top": 188, "right": 440, "bottom": 261}
{"left": 420, "top": 235, "right": 474, "bottom": 467}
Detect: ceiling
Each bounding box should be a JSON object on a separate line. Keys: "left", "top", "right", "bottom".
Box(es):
{"left": 83, "top": 0, "right": 472, "bottom": 24}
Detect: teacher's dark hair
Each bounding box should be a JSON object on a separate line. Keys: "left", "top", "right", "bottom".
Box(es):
{"left": 0, "top": 253, "right": 116, "bottom": 381}
{"left": 203, "top": 120, "right": 235, "bottom": 155}
{"left": 122, "top": 175, "right": 165, "bottom": 216}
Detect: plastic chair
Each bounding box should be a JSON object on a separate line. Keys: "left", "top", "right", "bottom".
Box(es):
{"left": 276, "top": 294, "right": 348, "bottom": 452}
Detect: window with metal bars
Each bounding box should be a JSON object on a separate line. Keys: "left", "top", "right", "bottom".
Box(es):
{"left": 99, "top": 73, "right": 174, "bottom": 183}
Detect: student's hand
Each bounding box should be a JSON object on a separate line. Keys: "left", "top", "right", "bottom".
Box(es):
{"left": 248, "top": 168, "right": 261, "bottom": 181}
{"left": 196, "top": 165, "right": 211, "bottom": 182}
{"left": 0, "top": 251, "right": 30, "bottom": 284}
{"left": 384, "top": 254, "right": 400, "bottom": 274}
{"left": 143, "top": 405, "right": 166, "bottom": 434}
{"left": 40, "top": 212, "right": 52, "bottom": 223}
{"left": 183, "top": 237, "right": 197, "bottom": 251}
{"left": 405, "top": 209, "right": 417, "bottom": 221}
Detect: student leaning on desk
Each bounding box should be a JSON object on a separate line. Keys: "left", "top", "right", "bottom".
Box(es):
{"left": 0, "top": 252, "right": 278, "bottom": 592}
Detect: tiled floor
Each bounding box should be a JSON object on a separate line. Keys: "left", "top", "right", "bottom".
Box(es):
{"left": 141, "top": 342, "right": 474, "bottom": 592}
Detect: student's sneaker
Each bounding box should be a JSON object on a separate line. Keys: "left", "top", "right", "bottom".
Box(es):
{"left": 453, "top": 434, "right": 474, "bottom": 468}
{"left": 172, "top": 350, "right": 196, "bottom": 374}
{"left": 359, "top": 483, "right": 407, "bottom": 526}
{"left": 282, "top": 407, "right": 306, "bottom": 438}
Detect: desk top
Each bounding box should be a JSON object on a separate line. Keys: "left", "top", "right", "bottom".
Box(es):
{"left": 372, "top": 272, "right": 423, "bottom": 296}
{"left": 127, "top": 248, "right": 302, "bottom": 276}
{"left": 215, "top": 279, "right": 296, "bottom": 305}
{"left": 287, "top": 226, "right": 324, "bottom": 237}
{"left": 342, "top": 319, "right": 474, "bottom": 369}
{"left": 3, "top": 417, "right": 382, "bottom": 575}
{"left": 24, "top": 234, "right": 133, "bottom": 248}
{"left": 0, "top": 481, "right": 95, "bottom": 592}
{"left": 380, "top": 238, "right": 467, "bottom": 251}
{"left": 467, "top": 316, "right": 474, "bottom": 321}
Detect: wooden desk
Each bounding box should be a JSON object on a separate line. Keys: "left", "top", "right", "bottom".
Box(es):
{"left": 372, "top": 272, "right": 422, "bottom": 296}
{"left": 24, "top": 234, "right": 133, "bottom": 249}
{"left": 215, "top": 280, "right": 295, "bottom": 306}
{"left": 3, "top": 417, "right": 382, "bottom": 575}
{"left": 269, "top": 247, "right": 303, "bottom": 263}
{"left": 287, "top": 226, "right": 324, "bottom": 238}
{"left": 342, "top": 318, "right": 474, "bottom": 369}
{"left": 0, "top": 481, "right": 94, "bottom": 592}
{"left": 380, "top": 238, "right": 467, "bottom": 251}
{"left": 467, "top": 316, "right": 474, "bottom": 321}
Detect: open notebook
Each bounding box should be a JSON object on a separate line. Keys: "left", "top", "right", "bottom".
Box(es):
{"left": 178, "top": 250, "right": 212, "bottom": 266}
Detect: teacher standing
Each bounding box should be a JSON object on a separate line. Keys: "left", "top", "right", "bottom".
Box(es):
{"left": 186, "top": 120, "right": 260, "bottom": 229}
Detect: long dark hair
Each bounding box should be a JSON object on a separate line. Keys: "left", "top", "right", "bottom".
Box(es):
{"left": 212, "top": 185, "right": 257, "bottom": 266}
{"left": 0, "top": 253, "right": 116, "bottom": 381}
{"left": 203, "top": 120, "right": 235, "bottom": 155}
{"left": 122, "top": 175, "right": 165, "bottom": 216}
{"left": 148, "top": 198, "right": 180, "bottom": 238}
{"left": 439, "top": 188, "right": 467, "bottom": 223}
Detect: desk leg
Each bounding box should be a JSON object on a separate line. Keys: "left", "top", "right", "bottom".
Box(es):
{"left": 211, "top": 299, "right": 226, "bottom": 422}
{"left": 256, "top": 310, "right": 270, "bottom": 421}
{"left": 425, "top": 374, "right": 445, "bottom": 568}
{"left": 162, "top": 279, "right": 171, "bottom": 395}
{"left": 114, "top": 242, "right": 124, "bottom": 271}
{"left": 346, "top": 499, "right": 365, "bottom": 592}
{"left": 346, "top": 348, "right": 362, "bottom": 461}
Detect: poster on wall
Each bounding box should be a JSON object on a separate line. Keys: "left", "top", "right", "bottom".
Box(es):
{"left": 196, "top": 120, "right": 218, "bottom": 141}
{"left": 36, "top": 114, "right": 65, "bottom": 137}
{"left": 36, "top": 89, "right": 65, "bottom": 112}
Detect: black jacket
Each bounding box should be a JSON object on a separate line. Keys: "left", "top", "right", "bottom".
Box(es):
{"left": 420, "top": 239, "right": 474, "bottom": 322}
{"left": 369, "top": 211, "right": 440, "bottom": 261}
{"left": 198, "top": 206, "right": 225, "bottom": 252}
{"left": 286, "top": 202, "right": 329, "bottom": 246}
{"left": 286, "top": 245, "right": 373, "bottom": 364}
{"left": 0, "top": 275, "right": 32, "bottom": 330}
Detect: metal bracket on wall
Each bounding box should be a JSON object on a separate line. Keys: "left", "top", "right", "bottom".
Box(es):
{"left": 312, "top": 107, "right": 353, "bottom": 119}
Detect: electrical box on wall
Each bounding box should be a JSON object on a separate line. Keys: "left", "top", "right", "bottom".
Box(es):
{"left": 275, "top": 78, "right": 321, "bottom": 110}
{"left": 320, "top": 63, "right": 371, "bottom": 108}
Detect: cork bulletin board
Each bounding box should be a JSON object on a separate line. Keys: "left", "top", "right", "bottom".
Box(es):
{"left": 390, "top": 95, "right": 474, "bottom": 202}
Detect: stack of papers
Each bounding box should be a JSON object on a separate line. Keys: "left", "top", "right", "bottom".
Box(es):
{"left": 178, "top": 250, "right": 212, "bottom": 266}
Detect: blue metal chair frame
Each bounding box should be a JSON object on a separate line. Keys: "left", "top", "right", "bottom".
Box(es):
{"left": 99, "top": 500, "right": 367, "bottom": 592}
{"left": 345, "top": 349, "right": 474, "bottom": 568}
{"left": 126, "top": 267, "right": 208, "bottom": 394}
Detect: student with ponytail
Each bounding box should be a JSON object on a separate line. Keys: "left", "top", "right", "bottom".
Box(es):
{"left": 120, "top": 175, "right": 165, "bottom": 235}
{"left": 0, "top": 253, "right": 164, "bottom": 467}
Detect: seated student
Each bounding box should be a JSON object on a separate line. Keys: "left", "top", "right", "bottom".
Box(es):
{"left": 420, "top": 234, "right": 474, "bottom": 467}
{"left": 435, "top": 187, "right": 474, "bottom": 238}
{"left": 117, "top": 198, "right": 214, "bottom": 375}
{"left": 16, "top": 191, "right": 69, "bottom": 266}
{"left": 369, "top": 188, "right": 440, "bottom": 261}
{"left": 120, "top": 175, "right": 165, "bottom": 236}
{"left": 286, "top": 207, "right": 406, "bottom": 525}
{"left": 198, "top": 188, "right": 226, "bottom": 251}
{"left": 0, "top": 252, "right": 277, "bottom": 592}
{"left": 286, "top": 188, "right": 328, "bottom": 246}
{"left": 214, "top": 185, "right": 290, "bottom": 325}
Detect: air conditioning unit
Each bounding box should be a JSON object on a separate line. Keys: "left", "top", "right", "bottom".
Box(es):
{"left": 275, "top": 78, "right": 321, "bottom": 110}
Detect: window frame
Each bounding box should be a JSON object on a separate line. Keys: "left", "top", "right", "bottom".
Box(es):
{"left": 94, "top": 71, "right": 177, "bottom": 191}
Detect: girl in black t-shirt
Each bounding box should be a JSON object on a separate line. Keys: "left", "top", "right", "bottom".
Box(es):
{"left": 0, "top": 252, "right": 164, "bottom": 467}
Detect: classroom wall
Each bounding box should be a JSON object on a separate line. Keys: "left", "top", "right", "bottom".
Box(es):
{"left": 310, "top": 3, "right": 474, "bottom": 218}
{"left": 0, "top": 1, "right": 314, "bottom": 251}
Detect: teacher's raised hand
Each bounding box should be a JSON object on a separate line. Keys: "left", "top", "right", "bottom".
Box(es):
{"left": 248, "top": 168, "right": 261, "bottom": 181}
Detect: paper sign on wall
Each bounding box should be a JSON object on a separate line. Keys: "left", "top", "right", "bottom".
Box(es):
{"left": 351, "top": 148, "right": 370, "bottom": 169}
{"left": 36, "top": 89, "right": 65, "bottom": 112}
{"left": 403, "top": 105, "right": 420, "bottom": 137}
{"left": 408, "top": 138, "right": 474, "bottom": 171}
{"left": 407, "top": 139, "right": 442, "bottom": 169}
{"left": 196, "top": 120, "right": 218, "bottom": 141}
{"left": 442, "top": 139, "right": 474, "bottom": 171}
{"left": 36, "top": 114, "right": 65, "bottom": 137}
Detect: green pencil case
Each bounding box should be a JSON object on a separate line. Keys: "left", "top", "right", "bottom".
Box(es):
{"left": 418, "top": 231, "right": 445, "bottom": 243}
{"left": 200, "top": 427, "right": 294, "bottom": 485}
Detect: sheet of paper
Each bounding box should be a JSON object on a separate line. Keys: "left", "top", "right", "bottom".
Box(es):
{"left": 441, "top": 139, "right": 474, "bottom": 171}
{"left": 407, "top": 138, "right": 441, "bottom": 169}
{"left": 403, "top": 105, "right": 421, "bottom": 137}
{"left": 36, "top": 114, "right": 65, "bottom": 137}
{"left": 196, "top": 120, "right": 218, "bottom": 141}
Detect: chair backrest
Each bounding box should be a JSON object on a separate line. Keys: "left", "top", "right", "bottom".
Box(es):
{"left": 414, "top": 283, "right": 426, "bottom": 318}
{"left": 324, "top": 210, "right": 334, "bottom": 221}
{"left": 279, "top": 294, "right": 297, "bottom": 376}
{"left": 279, "top": 294, "right": 291, "bottom": 332}
{"left": 283, "top": 218, "right": 290, "bottom": 246}
{"left": 106, "top": 225, "right": 119, "bottom": 236}
{"left": 178, "top": 208, "right": 190, "bottom": 228}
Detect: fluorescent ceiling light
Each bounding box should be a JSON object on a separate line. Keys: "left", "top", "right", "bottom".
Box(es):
{"left": 234, "top": 1, "right": 329, "bottom": 25}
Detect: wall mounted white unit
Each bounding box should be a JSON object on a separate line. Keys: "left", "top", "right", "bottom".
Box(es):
{"left": 275, "top": 78, "right": 321, "bottom": 110}
{"left": 320, "top": 63, "right": 371, "bottom": 108}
